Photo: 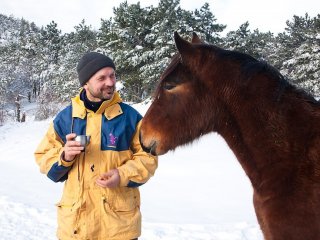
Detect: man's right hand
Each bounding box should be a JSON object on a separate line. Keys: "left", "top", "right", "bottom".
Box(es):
{"left": 63, "top": 133, "right": 84, "bottom": 161}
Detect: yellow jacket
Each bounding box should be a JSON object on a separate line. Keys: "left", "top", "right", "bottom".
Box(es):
{"left": 35, "top": 91, "right": 158, "bottom": 240}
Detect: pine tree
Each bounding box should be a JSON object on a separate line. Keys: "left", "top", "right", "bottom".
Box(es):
{"left": 0, "top": 16, "right": 40, "bottom": 102}
{"left": 140, "top": 0, "right": 182, "bottom": 99}
{"left": 58, "top": 20, "right": 98, "bottom": 101}
{"left": 32, "top": 21, "right": 64, "bottom": 117}
{"left": 99, "top": 1, "right": 156, "bottom": 101}
{"left": 223, "top": 22, "right": 276, "bottom": 64}
{"left": 280, "top": 14, "right": 320, "bottom": 96}
{"left": 192, "top": 3, "right": 225, "bottom": 44}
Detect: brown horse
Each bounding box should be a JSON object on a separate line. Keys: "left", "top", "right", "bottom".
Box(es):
{"left": 140, "top": 32, "right": 320, "bottom": 240}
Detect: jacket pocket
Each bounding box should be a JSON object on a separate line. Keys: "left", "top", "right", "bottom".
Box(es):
{"left": 56, "top": 200, "right": 83, "bottom": 237}
{"left": 106, "top": 187, "right": 140, "bottom": 212}
{"left": 101, "top": 188, "right": 141, "bottom": 238}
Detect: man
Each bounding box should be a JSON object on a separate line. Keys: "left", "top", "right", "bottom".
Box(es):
{"left": 35, "top": 52, "right": 158, "bottom": 240}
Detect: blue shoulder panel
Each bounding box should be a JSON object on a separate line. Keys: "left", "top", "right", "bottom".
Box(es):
{"left": 53, "top": 105, "right": 87, "bottom": 143}
{"left": 53, "top": 105, "right": 72, "bottom": 144}
{"left": 101, "top": 103, "right": 142, "bottom": 151}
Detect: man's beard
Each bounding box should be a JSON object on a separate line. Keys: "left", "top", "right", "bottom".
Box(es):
{"left": 88, "top": 87, "right": 115, "bottom": 101}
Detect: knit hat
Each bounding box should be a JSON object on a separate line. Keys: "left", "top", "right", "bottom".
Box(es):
{"left": 77, "top": 52, "right": 116, "bottom": 86}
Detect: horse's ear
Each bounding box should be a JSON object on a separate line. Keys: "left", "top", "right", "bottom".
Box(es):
{"left": 191, "top": 32, "right": 203, "bottom": 44}
{"left": 174, "top": 31, "right": 196, "bottom": 62}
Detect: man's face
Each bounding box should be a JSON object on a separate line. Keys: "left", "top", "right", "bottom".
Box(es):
{"left": 83, "top": 67, "right": 116, "bottom": 102}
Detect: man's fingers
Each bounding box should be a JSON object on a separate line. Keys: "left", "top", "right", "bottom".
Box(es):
{"left": 63, "top": 144, "right": 84, "bottom": 161}
{"left": 67, "top": 149, "right": 83, "bottom": 155}
{"left": 66, "top": 133, "right": 77, "bottom": 141}
{"left": 67, "top": 146, "right": 84, "bottom": 151}
{"left": 96, "top": 178, "right": 109, "bottom": 188}
{"left": 96, "top": 178, "right": 115, "bottom": 188}
{"left": 100, "top": 171, "right": 113, "bottom": 179}
{"left": 96, "top": 169, "right": 120, "bottom": 188}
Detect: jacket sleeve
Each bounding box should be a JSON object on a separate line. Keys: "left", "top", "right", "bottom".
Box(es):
{"left": 117, "top": 120, "right": 158, "bottom": 187}
{"left": 34, "top": 122, "right": 73, "bottom": 182}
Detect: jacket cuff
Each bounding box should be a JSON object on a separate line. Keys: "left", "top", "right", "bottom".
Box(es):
{"left": 59, "top": 150, "right": 75, "bottom": 167}
{"left": 117, "top": 166, "right": 129, "bottom": 187}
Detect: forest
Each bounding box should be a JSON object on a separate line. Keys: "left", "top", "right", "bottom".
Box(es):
{"left": 0, "top": 0, "right": 319, "bottom": 123}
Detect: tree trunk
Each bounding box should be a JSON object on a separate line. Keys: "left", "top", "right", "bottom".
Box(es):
{"left": 15, "top": 95, "right": 21, "bottom": 122}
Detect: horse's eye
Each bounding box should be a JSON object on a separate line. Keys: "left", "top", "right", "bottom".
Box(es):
{"left": 163, "top": 83, "right": 176, "bottom": 90}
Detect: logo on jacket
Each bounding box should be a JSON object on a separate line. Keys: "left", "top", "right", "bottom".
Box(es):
{"left": 108, "top": 133, "right": 118, "bottom": 148}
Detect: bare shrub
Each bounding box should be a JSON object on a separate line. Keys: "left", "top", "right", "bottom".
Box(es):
{"left": 35, "top": 90, "right": 65, "bottom": 121}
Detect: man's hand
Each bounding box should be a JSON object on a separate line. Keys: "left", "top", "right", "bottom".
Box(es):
{"left": 96, "top": 169, "right": 120, "bottom": 188}
{"left": 63, "top": 133, "right": 84, "bottom": 161}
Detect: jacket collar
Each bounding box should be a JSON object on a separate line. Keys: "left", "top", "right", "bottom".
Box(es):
{"left": 71, "top": 89, "right": 123, "bottom": 120}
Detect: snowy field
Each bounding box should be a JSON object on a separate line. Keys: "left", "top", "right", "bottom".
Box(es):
{"left": 0, "top": 101, "right": 263, "bottom": 240}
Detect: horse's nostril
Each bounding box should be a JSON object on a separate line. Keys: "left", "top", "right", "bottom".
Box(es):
{"left": 141, "top": 142, "right": 151, "bottom": 153}
{"left": 150, "top": 146, "right": 157, "bottom": 156}
{"left": 139, "top": 134, "right": 157, "bottom": 155}
{"left": 139, "top": 133, "right": 151, "bottom": 153}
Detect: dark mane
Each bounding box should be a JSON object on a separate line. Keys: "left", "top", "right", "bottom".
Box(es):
{"left": 152, "top": 54, "right": 181, "bottom": 99}
{"left": 160, "top": 54, "right": 181, "bottom": 81}
{"left": 222, "top": 48, "right": 281, "bottom": 81}
{"left": 221, "top": 48, "right": 319, "bottom": 104}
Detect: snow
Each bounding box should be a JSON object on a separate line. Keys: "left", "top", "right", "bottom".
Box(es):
{"left": 0, "top": 101, "right": 263, "bottom": 239}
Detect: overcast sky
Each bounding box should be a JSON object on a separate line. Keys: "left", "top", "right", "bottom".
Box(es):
{"left": 0, "top": 0, "right": 319, "bottom": 34}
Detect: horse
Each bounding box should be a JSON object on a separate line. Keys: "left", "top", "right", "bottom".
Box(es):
{"left": 139, "top": 32, "right": 320, "bottom": 240}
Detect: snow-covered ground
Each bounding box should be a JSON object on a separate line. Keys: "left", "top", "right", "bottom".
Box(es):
{"left": 0, "top": 101, "right": 263, "bottom": 240}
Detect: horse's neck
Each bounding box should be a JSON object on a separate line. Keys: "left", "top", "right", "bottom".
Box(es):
{"left": 216, "top": 109, "right": 263, "bottom": 188}
{"left": 215, "top": 95, "right": 319, "bottom": 193}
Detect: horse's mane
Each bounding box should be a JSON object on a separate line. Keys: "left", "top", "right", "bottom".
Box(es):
{"left": 160, "top": 54, "right": 181, "bottom": 82}
{"left": 220, "top": 48, "right": 319, "bottom": 104}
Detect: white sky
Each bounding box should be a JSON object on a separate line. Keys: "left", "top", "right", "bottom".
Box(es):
{"left": 0, "top": 0, "right": 319, "bottom": 34}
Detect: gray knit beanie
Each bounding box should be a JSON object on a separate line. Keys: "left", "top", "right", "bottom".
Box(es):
{"left": 77, "top": 52, "right": 116, "bottom": 86}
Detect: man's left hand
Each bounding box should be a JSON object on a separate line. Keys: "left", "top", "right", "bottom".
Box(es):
{"left": 96, "top": 169, "right": 120, "bottom": 188}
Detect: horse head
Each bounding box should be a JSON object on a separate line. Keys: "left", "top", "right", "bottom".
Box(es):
{"left": 140, "top": 32, "right": 242, "bottom": 155}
